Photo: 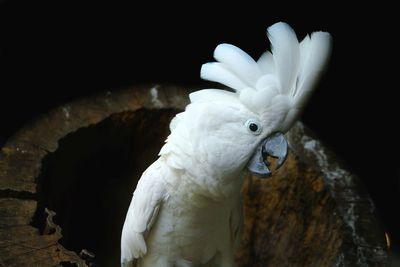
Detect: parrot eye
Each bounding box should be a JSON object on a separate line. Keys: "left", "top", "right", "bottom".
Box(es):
{"left": 245, "top": 119, "right": 262, "bottom": 135}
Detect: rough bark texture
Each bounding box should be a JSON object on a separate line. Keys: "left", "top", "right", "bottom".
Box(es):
{"left": 236, "top": 152, "right": 342, "bottom": 267}
{"left": 0, "top": 85, "right": 388, "bottom": 266}
{"left": 235, "top": 123, "right": 388, "bottom": 267}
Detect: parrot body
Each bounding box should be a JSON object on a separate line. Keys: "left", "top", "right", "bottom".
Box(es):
{"left": 121, "top": 158, "right": 243, "bottom": 267}
{"left": 121, "top": 22, "right": 332, "bottom": 267}
{"left": 122, "top": 100, "right": 249, "bottom": 266}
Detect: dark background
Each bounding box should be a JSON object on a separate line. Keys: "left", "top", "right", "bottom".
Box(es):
{"left": 1, "top": 0, "right": 398, "bottom": 258}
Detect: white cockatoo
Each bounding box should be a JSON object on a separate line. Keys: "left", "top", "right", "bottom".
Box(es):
{"left": 121, "top": 22, "right": 332, "bottom": 267}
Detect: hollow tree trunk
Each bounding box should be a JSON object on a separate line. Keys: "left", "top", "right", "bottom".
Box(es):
{"left": 0, "top": 85, "right": 388, "bottom": 266}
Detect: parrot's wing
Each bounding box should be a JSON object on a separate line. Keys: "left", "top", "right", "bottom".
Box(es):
{"left": 121, "top": 161, "right": 166, "bottom": 266}
{"left": 230, "top": 196, "right": 244, "bottom": 250}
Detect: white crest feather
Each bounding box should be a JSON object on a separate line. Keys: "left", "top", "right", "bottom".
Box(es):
{"left": 189, "top": 89, "right": 238, "bottom": 104}
{"left": 200, "top": 62, "right": 248, "bottom": 91}
{"left": 257, "top": 51, "right": 275, "bottom": 74}
{"left": 267, "top": 22, "right": 300, "bottom": 95}
{"left": 294, "top": 31, "right": 332, "bottom": 109}
{"left": 199, "top": 21, "right": 332, "bottom": 133}
{"left": 213, "top": 43, "right": 262, "bottom": 87}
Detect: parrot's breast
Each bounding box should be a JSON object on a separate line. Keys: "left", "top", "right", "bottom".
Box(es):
{"left": 143, "top": 169, "right": 238, "bottom": 265}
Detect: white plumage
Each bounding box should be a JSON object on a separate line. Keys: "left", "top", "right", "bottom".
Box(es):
{"left": 201, "top": 22, "right": 331, "bottom": 132}
{"left": 121, "top": 22, "right": 332, "bottom": 267}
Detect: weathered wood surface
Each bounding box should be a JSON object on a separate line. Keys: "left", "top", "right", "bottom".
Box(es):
{"left": 0, "top": 85, "right": 388, "bottom": 266}
{"left": 0, "top": 85, "right": 188, "bottom": 266}
{"left": 236, "top": 123, "right": 388, "bottom": 267}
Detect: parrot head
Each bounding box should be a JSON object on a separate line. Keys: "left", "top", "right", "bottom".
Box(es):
{"left": 160, "top": 22, "right": 332, "bottom": 182}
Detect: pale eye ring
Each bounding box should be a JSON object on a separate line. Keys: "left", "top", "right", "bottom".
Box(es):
{"left": 245, "top": 119, "right": 262, "bottom": 135}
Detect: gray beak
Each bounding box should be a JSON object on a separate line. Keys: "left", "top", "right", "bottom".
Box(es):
{"left": 247, "top": 132, "right": 288, "bottom": 178}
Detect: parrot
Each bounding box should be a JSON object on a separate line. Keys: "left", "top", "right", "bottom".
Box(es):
{"left": 121, "top": 22, "right": 332, "bottom": 267}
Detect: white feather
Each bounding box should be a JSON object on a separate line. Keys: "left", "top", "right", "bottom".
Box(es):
{"left": 121, "top": 161, "right": 166, "bottom": 264}
{"left": 281, "top": 31, "right": 332, "bottom": 130}
{"left": 297, "top": 34, "right": 311, "bottom": 97}
{"left": 199, "top": 21, "right": 331, "bottom": 134}
{"left": 267, "top": 22, "right": 300, "bottom": 95}
{"left": 213, "top": 43, "right": 262, "bottom": 87}
{"left": 255, "top": 74, "right": 279, "bottom": 91}
{"left": 239, "top": 86, "right": 278, "bottom": 114}
{"left": 200, "top": 62, "right": 248, "bottom": 91}
{"left": 294, "top": 31, "right": 332, "bottom": 107}
{"left": 189, "top": 89, "right": 238, "bottom": 104}
{"left": 257, "top": 51, "right": 275, "bottom": 75}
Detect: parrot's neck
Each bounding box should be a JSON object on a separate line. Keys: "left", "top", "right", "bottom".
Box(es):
{"left": 159, "top": 115, "right": 252, "bottom": 200}
{"left": 160, "top": 154, "right": 246, "bottom": 201}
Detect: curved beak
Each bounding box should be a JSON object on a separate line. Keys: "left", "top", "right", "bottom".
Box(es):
{"left": 247, "top": 132, "right": 288, "bottom": 178}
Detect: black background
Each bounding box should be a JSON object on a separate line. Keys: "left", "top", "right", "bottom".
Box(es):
{"left": 1, "top": 1, "right": 398, "bottom": 256}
